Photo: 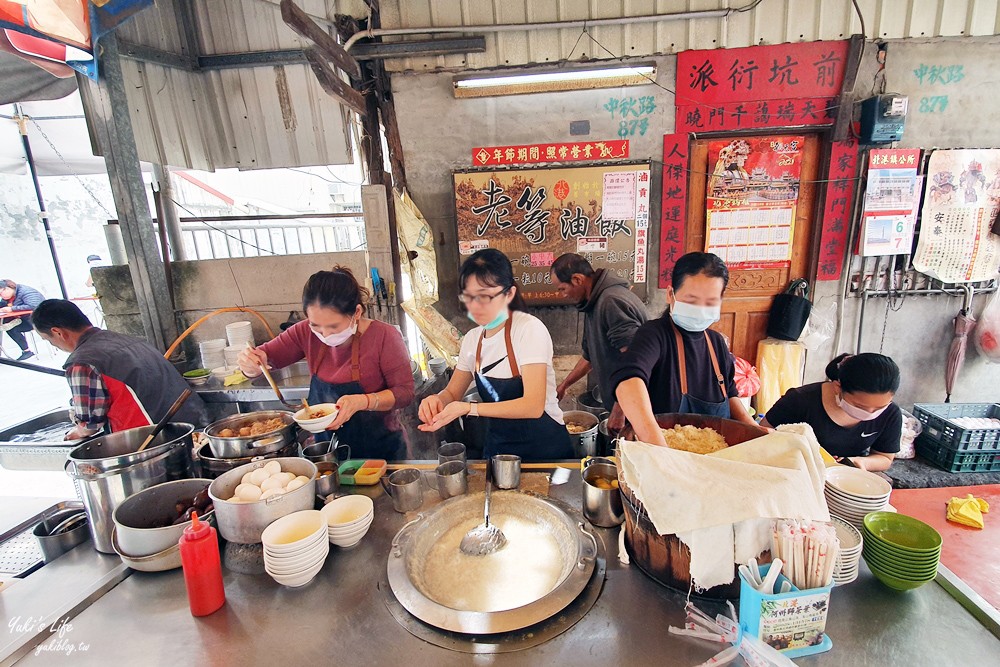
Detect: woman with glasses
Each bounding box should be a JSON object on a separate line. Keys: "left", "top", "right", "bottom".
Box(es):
{"left": 237, "top": 267, "right": 414, "bottom": 460}
{"left": 418, "top": 249, "right": 573, "bottom": 461}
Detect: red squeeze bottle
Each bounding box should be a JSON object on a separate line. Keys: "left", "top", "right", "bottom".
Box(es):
{"left": 179, "top": 511, "right": 226, "bottom": 617}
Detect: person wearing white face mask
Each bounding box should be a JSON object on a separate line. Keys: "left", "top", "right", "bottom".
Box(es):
{"left": 237, "top": 267, "right": 414, "bottom": 459}
{"left": 417, "top": 249, "right": 573, "bottom": 461}
{"left": 611, "top": 252, "right": 756, "bottom": 447}
{"left": 762, "top": 353, "right": 902, "bottom": 472}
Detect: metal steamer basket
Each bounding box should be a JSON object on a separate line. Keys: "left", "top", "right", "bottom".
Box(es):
{"left": 203, "top": 410, "right": 296, "bottom": 458}
{"left": 387, "top": 492, "right": 598, "bottom": 634}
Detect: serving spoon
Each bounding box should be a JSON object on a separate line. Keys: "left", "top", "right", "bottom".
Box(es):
{"left": 460, "top": 457, "right": 507, "bottom": 556}
{"left": 246, "top": 342, "right": 303, "bottom": 411}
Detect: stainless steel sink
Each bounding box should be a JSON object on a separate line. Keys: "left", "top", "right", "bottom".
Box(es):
{"left": 249, "top": 360, "right": 311, "bottom": 389}
{"left": 0, "top": 501, "right": 86, "bottom": 579}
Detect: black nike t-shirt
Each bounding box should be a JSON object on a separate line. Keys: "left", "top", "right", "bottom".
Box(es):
{"left": 765, "top": 382, "right": 902, "bottom": 458}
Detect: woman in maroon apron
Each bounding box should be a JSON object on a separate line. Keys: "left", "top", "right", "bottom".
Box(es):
{"left": 237, "top": 267, "right": 414, "bottom": 460}
{"left": 418, "top": 249, "right": 572, "bottom": 461}
{"left": 611, "top": 252, "right": 757, "bottom": 446}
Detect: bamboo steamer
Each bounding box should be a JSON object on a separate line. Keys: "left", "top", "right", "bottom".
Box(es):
{"left": 617, "top": 413, "right": 768, "bottom": 599}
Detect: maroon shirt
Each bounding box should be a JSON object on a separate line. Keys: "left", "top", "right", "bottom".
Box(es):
{"left": 258, "top": 319, "right": 414, "bottom": 431}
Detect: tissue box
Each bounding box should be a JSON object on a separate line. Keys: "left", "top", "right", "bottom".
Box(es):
{"left": 738, "top": 564, "right": 833, "bottom": 658}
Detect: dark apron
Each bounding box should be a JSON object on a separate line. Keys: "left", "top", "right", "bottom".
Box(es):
{"left": 308, "top": 333, "right": 405, "bottom": 460}
{"left": 474, "top": 318, "right": 573, "bottom": 461}
{"left": 673, "top": 323, "right": 731, "bottom": 419}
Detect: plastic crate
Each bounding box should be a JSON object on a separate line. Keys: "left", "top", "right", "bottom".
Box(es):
{"left": 916, "top": 435, "right": 1000, "bottom": 473}
{"left": 912, "top": 403, "right": 1000, "bottom": 452}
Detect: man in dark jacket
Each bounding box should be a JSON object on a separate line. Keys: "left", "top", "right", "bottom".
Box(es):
{"left": 550, "top": 254, "right": 649, "bottom": 412}
{"left": 32, "top": 299, "right": 208, "bottom": 439}
{"left": 0, "top": 279, "right": 45, "bottom": 360}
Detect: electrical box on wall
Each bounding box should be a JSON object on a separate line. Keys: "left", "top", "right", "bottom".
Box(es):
{"left": 860, "top": 95, "right": 908, "bottom": 144}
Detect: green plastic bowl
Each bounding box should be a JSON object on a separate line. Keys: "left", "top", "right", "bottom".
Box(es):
{"left": 863, "top": 512, "right": 942, "bottom": 554}
{"left": 868, "top": 564, "right": 937, "bottom": 592}
{"left": 183, "top": 368, "right": 210, "bottom": 378}
{"left": 861, "top": 532, "right": 940, "bottom": 559}
{"left": 863, "top": 549, "right": 938, "bottom": 579}
{"left": 862, "top": 545, "right": 940, "bottom": 573}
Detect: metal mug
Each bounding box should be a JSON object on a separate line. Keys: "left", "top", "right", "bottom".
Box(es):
{"left": 492, "top": 454, "right": 521, "bottom": 489}
{"left": 302, "top": 440, "right": 351, "bottom": 465}
{"left": 380, "top": 468, "right": 424, "bottom": 513}
{"left": 314, "top": 461, "right": 340, "bottom": 497}
{"left": 436, "top": 461, "right": 468, "bottom": 500}
{"left": 582, "top": 461, "right": 624, "bottom": 528}
{"left": 438, "top": 442, "right": 466, "bottom": 466}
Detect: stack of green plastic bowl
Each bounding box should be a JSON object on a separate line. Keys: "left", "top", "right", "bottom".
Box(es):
{"left": 861, "top": 511, "right": 942, "bottom": 591}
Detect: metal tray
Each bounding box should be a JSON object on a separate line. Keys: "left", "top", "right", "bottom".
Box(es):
{"left": 0, "top": 410, "right": 84, "bottom": 472}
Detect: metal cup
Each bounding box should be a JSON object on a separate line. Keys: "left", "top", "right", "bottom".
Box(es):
{"left": 492, "top": 454, "right": 521, "bottom": 489}
{"left": 302, "top": 440, "right": 350, "bottom": 465}
{"left": 436, "top": 460, "right": 468, "bottom": 500}
{"left": 314, "top": 461, "right": 340, "bottom": 497}
{"left": 380, "top": 468, "right": 424, "bottom": 513}
{"left": 582, "top": 462, "right": 624, "bottom": 528}
{"left": 438, "top": 442, "right": 466, "bottom": 465}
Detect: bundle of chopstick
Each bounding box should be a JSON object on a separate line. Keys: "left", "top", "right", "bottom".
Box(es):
{"left": 772, "top": 519, "right": 840, "bottom": 590}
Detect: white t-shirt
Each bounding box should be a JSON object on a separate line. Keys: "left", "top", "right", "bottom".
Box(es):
{"left": 456, "top": 310, "right": 564, "bottom": 424}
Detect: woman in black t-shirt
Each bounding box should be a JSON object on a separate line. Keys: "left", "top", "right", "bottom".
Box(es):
{"left": 762, "top": 353, "right": 902, "bottom": 472}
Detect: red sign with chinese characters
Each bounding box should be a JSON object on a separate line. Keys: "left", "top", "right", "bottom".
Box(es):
{"left": 817, "top": 137, "right": 860, "bottom": 281}
{"left": 471, "top": 140, "right": 629, "bottom": 166}
{"left": 675, "top": 40, "right": 849, "bottom": 133}
{"left": 660, "top": 134, "right": 689, "bottom": 288}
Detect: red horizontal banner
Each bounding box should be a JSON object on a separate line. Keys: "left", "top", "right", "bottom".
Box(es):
{"left": 472, "top": 140, "right": 629, "bottom": 166}
{"left": 676, "top": 97, "right": 836, "bottom": 133}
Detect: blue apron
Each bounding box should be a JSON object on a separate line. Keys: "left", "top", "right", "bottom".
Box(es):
{"left": 308, "top": 333, "right": 405, "bottom": 460}
{"left": 474, "top": 318, "right": 573, "bottom": 461}
{"left": 672, "top": 322, "right": 731, "bottom": 419}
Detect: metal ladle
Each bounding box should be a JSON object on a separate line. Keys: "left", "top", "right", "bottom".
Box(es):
{"left": 460, "top": 457, "right": 507, "bottom": 556}
{"left": 246, "top": 342, "right": 303, "bottom": 411}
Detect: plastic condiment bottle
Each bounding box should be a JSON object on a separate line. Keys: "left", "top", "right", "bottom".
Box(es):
{"left": 179, "top": 511, "right": 226, "bottom": 617}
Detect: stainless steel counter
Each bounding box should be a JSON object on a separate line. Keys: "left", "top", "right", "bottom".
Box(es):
{"left": 12, "top": 468, "right": 1000, "bottom": 666}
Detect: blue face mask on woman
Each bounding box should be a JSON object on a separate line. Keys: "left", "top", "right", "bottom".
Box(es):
{"left": 468, "top": 309, "right": 509, "bottom": 330}
{"left": 670, "top": 301, "right": 721, "bottom": 332}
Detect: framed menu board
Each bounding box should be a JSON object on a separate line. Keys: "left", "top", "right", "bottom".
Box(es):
{"left": 454, "top": 163, "right": 651, "bottom": 304}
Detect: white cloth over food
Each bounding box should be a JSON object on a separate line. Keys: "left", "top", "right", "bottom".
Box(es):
{"left": 619, "top": 426, "right": 829, "bottom": 590}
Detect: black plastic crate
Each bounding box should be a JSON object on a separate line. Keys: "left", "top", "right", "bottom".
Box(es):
{"left": 912, "top": 403, "right": 1000, "bottom": 452}
{"left": 916, "top": 434, "right": 1000, "bottom": 473}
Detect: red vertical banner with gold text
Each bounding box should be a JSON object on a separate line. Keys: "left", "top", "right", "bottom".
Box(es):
{"left": 817, "top": 137, "right": 860, "bottom": 281}
{"left": 660, "top": 134, "right": 689, "bottom": 288}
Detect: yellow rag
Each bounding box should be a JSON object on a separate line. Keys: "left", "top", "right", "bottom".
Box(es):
{"left": 946, "top": 494, "right": 989, "bottom": 529}
{"left": 224, "top": 370, "right": 247, "bottom": 387}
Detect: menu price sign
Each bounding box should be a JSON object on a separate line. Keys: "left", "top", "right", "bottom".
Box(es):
{"left": 817, "top": 138, "right": 860, "bottom": 281}
{"left": 860, "top": 149, "right": 922, "bottom": 256}
{"left": 660, "top": 134, "right": 689, "bottom": 288}
{"left": 675, "top": 40, "right": 849, "bottom": 133}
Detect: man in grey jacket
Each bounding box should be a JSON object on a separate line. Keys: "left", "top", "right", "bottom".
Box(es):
{"left": 550, "top": 254, "right": 648, "bottom": 413}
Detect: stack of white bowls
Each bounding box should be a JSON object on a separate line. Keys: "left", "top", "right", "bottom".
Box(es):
{"left": 261, "top": 510, "right": 329, "bottom": 587}
{"left": 824, "top": 466, "right": 892, "bottom": 530}
{"left": 226, "top": 321, "right": 255, "bottom": 348}
{"left": 321, "top": 495, "right": 374, "bottom": 548}
{"left": 199, "top": 338, "right": 226, "bottom": 370}
{"left": 830, "top": 515, "right": 863, "bottom": 585}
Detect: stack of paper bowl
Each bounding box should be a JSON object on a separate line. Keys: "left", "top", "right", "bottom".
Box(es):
{"left": 321, "top": 495, "right": 374, "bottom": 548}
{"left": 830, "top": 515, "right": 864, "bottom": 585}
{"left": 199, "top": 338, "right": 226, "bottom": 370}
{"left": 262, "top": 510, "right": 329, "bottom": 587}
{"left": 862, "top": 511, "right": 942, "bottom": 591}
{"left": 824, "top": 466, "right": 892, "bottom": 529}
{"left": 226, "top": 321, "right": 255, "bottom": 348}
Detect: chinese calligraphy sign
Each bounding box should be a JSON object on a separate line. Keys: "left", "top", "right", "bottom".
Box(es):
{"left": 660, "top": 134, "right": 689, "bottom": 288}
{"left": 816, "top": 138, "right": 859, "bottom": 281}
{"left": 472, "top": 140, "right": 629, "bottom": 167}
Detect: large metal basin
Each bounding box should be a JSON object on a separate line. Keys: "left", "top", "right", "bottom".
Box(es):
{"left": 387, "top": 491, "right": 597, "bottom": 635}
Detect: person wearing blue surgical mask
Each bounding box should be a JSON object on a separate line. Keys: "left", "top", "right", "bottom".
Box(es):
{"left": 237, "top": 266, "right": 414, "bottom": 460}
{"left": 611, "top": 252, "right": 756, "bottom": 446}
{"left": 762, "top": 353, "right": 902, "bottom": 472}
{"left": 418, "top": 249, "right": 573, "bottom": 461}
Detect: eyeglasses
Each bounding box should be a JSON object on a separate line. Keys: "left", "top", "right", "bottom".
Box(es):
{"left": 458, "top": 288, "right": 509, "bottom": 305}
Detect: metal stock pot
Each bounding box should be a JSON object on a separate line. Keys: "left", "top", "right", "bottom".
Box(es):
{"left": 203, "top": 410, "right": 296, "bottom": 458}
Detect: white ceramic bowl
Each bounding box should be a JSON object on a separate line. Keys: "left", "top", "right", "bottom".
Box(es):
{"left": 265, "top": 545, "right": 329, "bottom": 574}
{"left": 328, "top": 524, "right": 373, "bottom": 542}
{"left": 293, "top": 404, "right": 339, "bottom": 433}
{"left": 825, "top": 467, "right": 892, "bottom": 499}
{"left": 328, "top": 516, "right": 373, "bottom": 535}
{"left": 268, "top": 560, "right": 325, "bottom": 587}
{"left": 264, "top": 535, "right": 328, "bottom": 562}
{"left": 330, "top": 533, "right": 368, "bottom": 548}
{"left": 261, "top": 510, "right": 326, "bottom": 553}
{"left": 321, "top": 495, "right": 375, "bottom": 527}
{"left": 825, "top": 484, "right": 890, "bottom": 506}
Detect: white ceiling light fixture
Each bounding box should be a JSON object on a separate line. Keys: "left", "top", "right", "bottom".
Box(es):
{"left": 453, "top": 62, "right": 657, "bottom": 98}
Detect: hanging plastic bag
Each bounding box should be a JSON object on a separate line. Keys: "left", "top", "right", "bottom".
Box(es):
{"left": 733, "top": 356, "right": 761, "bottom": 398}
{"left": 974, "top": 288, "right": 1000, "bottom": 363}
{"left": 798, "top": 297, "right": 837, "bottom": 351}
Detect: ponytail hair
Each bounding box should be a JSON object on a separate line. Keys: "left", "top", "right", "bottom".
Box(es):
{"left": 302, "top": 266, "right": 370, "bottom": 316}
{"left": 458, "top": 248, "right": 527, "bottom": 312}
{"left": 826, "top": 353, "right": 900, "bottom": 394}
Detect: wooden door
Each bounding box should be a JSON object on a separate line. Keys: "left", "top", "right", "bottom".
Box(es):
{"left": 686, "top": 134, "right": 822, "bottom": 364}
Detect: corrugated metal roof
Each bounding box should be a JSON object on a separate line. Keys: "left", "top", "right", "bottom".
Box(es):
{"left": 102, "top": 0, "right": 354, "bottom": 170}
{"left": 359, "top": 0, "right": 1000, "bottom": 72}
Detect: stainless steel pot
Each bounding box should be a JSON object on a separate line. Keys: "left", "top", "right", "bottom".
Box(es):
{"left": 563, "top": 410, "right": 599, "bottom": 458}
{"left": 32, "top": 505, "right": 90, "bottom": 563}
{"left": 575, "top": 387, "right": 605, "bottom": 417}
{"left": 66, "top": 423, "right": 194, "bottom": 554}
{"left": 387, "top": 492, "right": 598, "bottom": 634}
{"left": 203, "top": 410, "right": 296, "bottom": 458}
{"left": 112, "top": 478, "right": 213, "bottom": 557}
{"left": 193, "top": 441, "right": 298, "bottom": 479}
{"left": 208, "top": 457, "right": 317, "bottom": 544}
{"left": 582, "top": 461, "right": 624, "bottom": 527}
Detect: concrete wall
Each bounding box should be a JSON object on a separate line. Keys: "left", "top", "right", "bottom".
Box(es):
{"left": 93, "top": 252, "right": 368, "bottom": 364}
{"left": 391, "top": 39, "right": 1000, "bottom": 410}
